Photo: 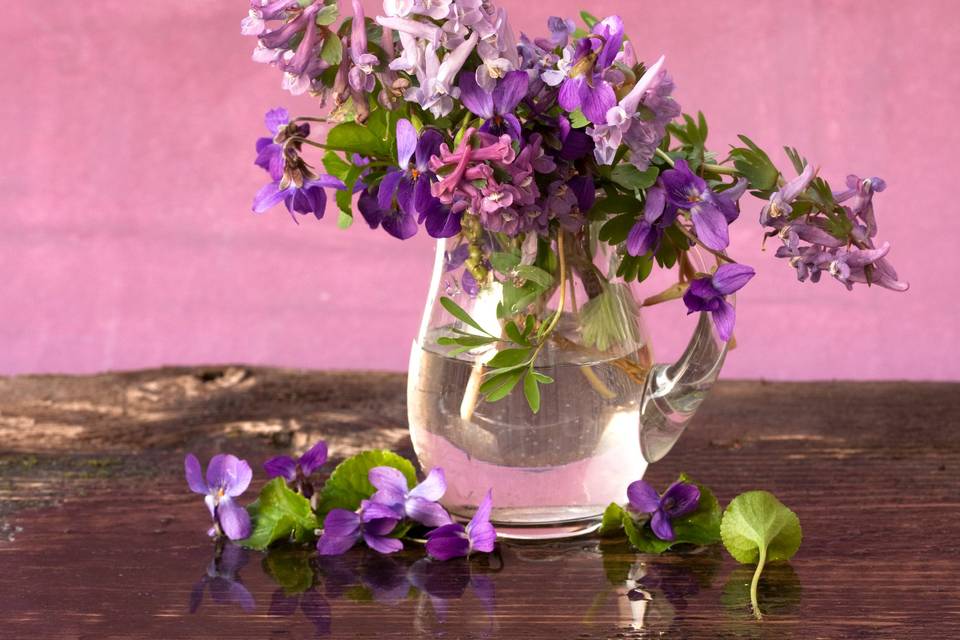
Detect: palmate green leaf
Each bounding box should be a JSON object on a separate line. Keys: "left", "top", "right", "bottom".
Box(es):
{"left": 326, "top": 121, "right": 390, "bottom": 157}
{"left": 569, "top": 109, "right": 590, "bottom": 129}
{"left": 730, "top": 135, "right": 779, "bottom": 191}
{"left": 316, "top": 450, "right": 418, "bottom": 520}
{"left": 611, "top": 165, "right": 660, "bottom": 191}
{"left": 720, "top": 490, "right": 802, "bottom": 619}
{"left": 599, "top": 214, "right": 636, "bottom": 245}
{"left": 580, "top": 283, "right": 641, "bottom": 352}
{"left": 440, "top": 296, "right": 494, "bottom": 337}
{"left": 500, "top": 281, "right": 541, "bottom": 316}
{"left": 599, "top": 502, "right": 626, "bottom": 537}
{"left": 315, "top": 3, "right": 339, "bottom": 25}
{"left": 504, "top": 321, "right": 530, "bottom": 347}
{"left": 322, "top": 152, "right": 351, "bottom": 181}
{"left": 242, "top": 478, "right": 320, "bottom": 550}
{"left": 721, "top": 491, "right": 801, "bottom": 565}
{"left": 616, "top": 253, "right": 654, "bottom": 283}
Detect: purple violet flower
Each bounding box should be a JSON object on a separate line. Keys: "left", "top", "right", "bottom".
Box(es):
{"left": 425, "top": 490, "right": 496, "bottom": 561}
{"left": 459, "top": 70, "right": 529, "bottom": 141}
{"left": 369, "top": 466, "right": 454, "bottom": 527}
{"left": 359, "top": 119, "right": 455, "bottom": 239}
{"left": 661, "top": 159, "right": 745, "bottom": 251}
{"left": 317, "top": 501, "right": 403, "bottom": 556}
{"left": 682, "top": 263, "right": 756, "bottom": 342}
{"left": 253, "top": 174, "right": 347, "bottom": 223}
{"left": 547, "top": 16, "right": 624, "bottom": 124}
{"left": 185, "top": 454, "right": 253, "bottom": 541}
{"left": 263, "top": 440, "right": 328, "bottom": 498}
{"left": 627, "top": 480, "right": 700, "bottom": 542}
{"left": 626, "top": 185, "right": 678, "bottom": 256}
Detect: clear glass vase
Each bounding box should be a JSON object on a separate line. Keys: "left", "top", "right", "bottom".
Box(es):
{"left": 407, "top": 229, "right": 730, "bottom": 539}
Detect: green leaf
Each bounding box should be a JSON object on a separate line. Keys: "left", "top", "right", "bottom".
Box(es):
{"left": 316, "top": 450, "right": 417, "bottom": 519}
{"left": 500, "top": 281, "right": 541, "bottom": 315}
{"left": 337, "top": 208, "right": 354, "bottom": 229}
{"left": 481, "top": 367, "right": 525, "bottom": 403}
{"left": 262, "top": 548, "right": 315, "bottom": 595}
{"left": 514, "top": 265, "right": 554, "bottom": 289}
{"left": 440, "top": 296, "right": 494, "bottom": 337}
{"left": 487, "top": 347, "right": 531, "bottom": 369}
{"left": 598, "top": 213, "right": 636, "bottom": 245}
{"left": 320, "top": 34, "right": 343, "bottom": 66}
{"left": 671, "top": 474, "right": 723, "bottom": 546}
{"left": 569, "top": 108, "right": 590, "bottom": 129}
{"left": 580, "top": 10, "right": 600, "bottom": 28}
{"left": 730, "top": 135, "right": 779, "bottom": 191}
{"left": 721, "top": 491, "right": 801, "bottom": 565}
{"left": 437, "top": 335, "right": 498, "bottom": 348}
{"left": 721, "top": 490, "right": 802, "bottom": 619}
{"left": 326, "top": 121, "right": 389, "bottom": 157}
{"left": 490, "top": 251, "right": 520, "bottom": 274}
{"left": 242, "top": 478, "right": 319, "bottom": 550}
{"left": 623, "top": 512, "right": 672, "bottom": 554}
{"left": 504, "top": 321, "right": 530, "bottom": 347}
{"left": 599, "top": 502, "right": 626, "bottom": 537}
{"left": 611, "top": 164, "right": 659, "bottom": 191}
{"left": 315, "top": 3, "right": 339, "bottom": 25}
{"left": 580, "top": 283, "right": 641, "bottom": 352}
{"left": 322, "top": 152, "right": 351, "bottom": 181}
{"left": 523, "top": 370, "right": 541, "bottom": 413}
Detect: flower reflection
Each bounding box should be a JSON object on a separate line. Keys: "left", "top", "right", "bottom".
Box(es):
{"left": 189, "top": 542, "right": 256, "bottom": 614}
{"left": 262, "top": 548, "right": 331, "bottom": 636}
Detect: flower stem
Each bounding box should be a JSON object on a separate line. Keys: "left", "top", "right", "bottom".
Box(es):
{"left": 675, "top": 225, "right": 737, "bottom": 264}
{"left": 655, "top": 148, "right": 675, "bottom": 167}
{"left": 750, "top": 545, "right": 767, "bottom": 621}
{"left": 702, "top": 162, "right": 739, "bottom": 176}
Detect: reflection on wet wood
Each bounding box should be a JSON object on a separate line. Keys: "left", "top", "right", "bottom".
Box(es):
{"left": 1, "top": 369, "right": 959, "bottom": 638}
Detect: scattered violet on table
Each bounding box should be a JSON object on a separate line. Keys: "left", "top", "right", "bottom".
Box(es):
{"left": 264, "top": 439, "right": 328, "bottom": 498}
{"left": 627, "top": 479, "right": 700, "bottom": 541}
{"left": 426, "top": 490, "right": 497, "bottom": 561}
{"left": 369, "top": 466, "right": 454, "bottom": 527}
{"left": 317, "top": 502, "right": 404, "bottom": 556}
{"left": 184, "top": 453, "right": 253, "bottom": 541}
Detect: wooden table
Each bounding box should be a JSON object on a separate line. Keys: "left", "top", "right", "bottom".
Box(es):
{"left": 1, "top": 367, "right": 957, "bottom": 639}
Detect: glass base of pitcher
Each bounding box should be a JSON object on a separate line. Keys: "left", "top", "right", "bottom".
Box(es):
{"left": 449, "top": 507, "right": 603, "bottom": 540}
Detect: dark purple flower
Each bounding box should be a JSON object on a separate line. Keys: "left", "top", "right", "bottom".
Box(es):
{"left": 369, "top": 466, "right": 453, "bottom": 527}
{"left": 317, "top": 502, "right": 403, "bottom": 556}
{"left": 459, "top": 70, "right": 529, "bottom": 141}
{"left": 426, "top": 490, "right": 496, "bottom": 561}
{"left": 626, "top": 185, "right": 678, "bottom": 256}
{"left": 253, "top": 174, "right": 347, "bottom": 223}
{"left": 185, "top": 453, "right": 253, "bottom": 541}
{"left": 189, "top": 543, "right": 256, "bottom": 614}
{"left": 682, "top": 263, "right": 756, "bottom": 342}
{"left": 660, "top": 160, "right": 745, "bottom": 251}
{"left": 264, "top": 440, "right": 328, "bottom": 498}
{"left": 362, "top": 119, "right": 454, "bottom": 239}
{"left": 547, "top": 17, "right": 624, "bottom": 124}
{"left": 627, "top": 480, "right": 700, "bottom": 541}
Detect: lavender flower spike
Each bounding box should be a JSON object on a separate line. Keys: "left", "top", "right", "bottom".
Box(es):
{"left": 426, "top": 490, "right": 496, "bottom": 561}
{"left": 185, "top": 453, "right": 253, "bottom": 541}
{"left": 627, "top": 480, "right": 700, "bottom": 541}
{"left": 369, "top": 466, "right": 454, "bottom": 527}
{"left": 348, "top": 0, "right": 378, "bottom": 93}
{"left": 263, "top": 440, "right": 328, "bottom": 498}
{"left": 760, "top": 163, "right": 816, "bottom": 226}
{"left": 682, "top": 263, "right": 756, "bottom": 342}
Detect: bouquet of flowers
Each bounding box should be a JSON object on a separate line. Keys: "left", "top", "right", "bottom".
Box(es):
{"left": 242, "top": 0, "right": 907, "bottom": 412}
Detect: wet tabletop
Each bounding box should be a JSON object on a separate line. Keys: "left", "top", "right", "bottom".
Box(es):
{"left": 1, "top": 368, "right": 958, "bottom": 639}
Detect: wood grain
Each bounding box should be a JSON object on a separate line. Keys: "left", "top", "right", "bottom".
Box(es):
{"left": 0, "top": 368, "right": 958, "bottom": 639}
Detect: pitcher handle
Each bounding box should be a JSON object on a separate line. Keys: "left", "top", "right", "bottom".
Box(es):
{"left": 638, "top": 305, "right": 731, "bottom": 463}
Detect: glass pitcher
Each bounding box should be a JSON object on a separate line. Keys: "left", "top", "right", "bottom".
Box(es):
{"left": 407, "top": 228, "right": 729, "bottom": 539}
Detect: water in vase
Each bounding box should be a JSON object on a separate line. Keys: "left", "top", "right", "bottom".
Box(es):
{"left": 408, "top": 327, "right": 653, "bottom": 536}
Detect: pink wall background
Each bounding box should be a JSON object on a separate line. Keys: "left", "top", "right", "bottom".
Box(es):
{"left": 2, "top": 1, "right": 957, "bottom": 379}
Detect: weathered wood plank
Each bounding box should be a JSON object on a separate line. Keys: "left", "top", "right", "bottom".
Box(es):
{"left": 0, "top": 369, "right": 958, "bottom": 638}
